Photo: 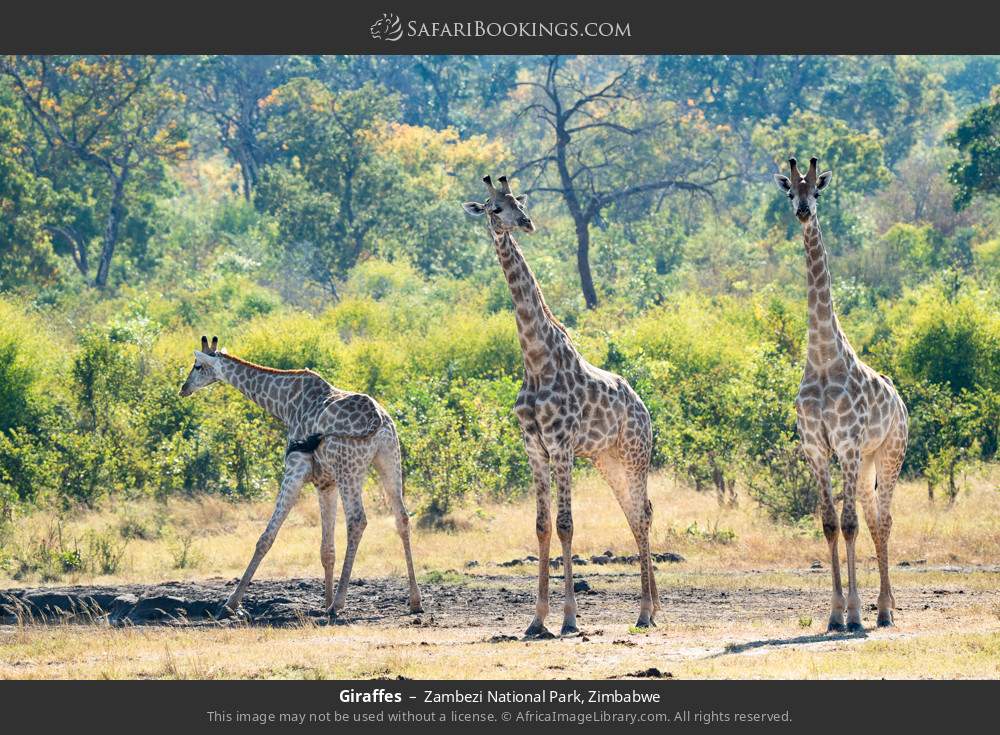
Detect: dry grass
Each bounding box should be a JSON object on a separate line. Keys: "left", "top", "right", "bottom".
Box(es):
{"left": 1, "top": 468, "right": 998, "bottom": 679}
{"left": 2, "top": 468, "right": 998, "bottom": 588}
{"left": 1, "top": 607, "right": 998, "bottom": 680}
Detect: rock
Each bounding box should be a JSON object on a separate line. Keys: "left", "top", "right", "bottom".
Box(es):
{"left": 464, "top": 560, "right": 479, "bottom": 568}
{"left": 524, "top": 555, "right": 538, "bottom": 562}
{"left": 108, "top": 594, "right": 139, "bottom": 625}
{"left": 603, "top": 550, "right": 614, "bottom": 557}
{"left": 498, "top": 558, "right": 523, "bottom": 567}
{"left": 590, "top": 555, "right": 610, "bottom": 565}
{"left": 573, "top": 580, "right": 591, "bottom": 593}
{"left": 653, "top": 552, "right": 685, "bottom": 563}
{"left": 629, "top": 667, "right": 672, "bottom": 679}
{"left": 810, "top": 560, "right": 823, "bottom": 569}
{"left": 130, "top": 595, "right": 189, "bottom": 622}
{"left": 489, "top": 634, "right": 518, "bottom": 643}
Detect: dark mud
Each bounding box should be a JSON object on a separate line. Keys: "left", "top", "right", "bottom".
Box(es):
{"left": 2, "top": 567, "right": 995, "bottom": 630}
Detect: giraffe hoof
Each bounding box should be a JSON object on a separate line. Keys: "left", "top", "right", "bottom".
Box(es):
{"left": 827, "top": 620, "right": 846, "bottom": 633}
{"left": 524, "top": 623, "right": 554, "bottom": 640}
{"left": 410, "top": 604, "right": 424, "bottom": 615}
{"left": 846, "top": 621, "right": 865, "bottom": 633}
{"left": 876, "top": 614, "right": 894, "bottom": 628}
{"left": 560, "top": 624, "right": 580, "bottom": 637}
{"left": 634, "top": 617, "right": 653, "bottom": 630}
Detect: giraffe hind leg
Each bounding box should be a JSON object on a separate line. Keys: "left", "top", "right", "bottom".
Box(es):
{"left": 596, "top": 451, "right": 656, "bottom": 628}
{"left": 329, "top": 449, "right": 368, "bottom": 616}
{"left": 874, "top": 441, "right": 904, "bottom": 627}
{"left": 373, "top": 432, "right": 422, "bottom": 613}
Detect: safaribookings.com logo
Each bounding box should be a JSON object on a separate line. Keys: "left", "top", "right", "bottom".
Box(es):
{"left": 370, "top": 13, "right": 404, "bottom": 41}
{"left": 370, "top": 14, "right": 631, "bottom": 41}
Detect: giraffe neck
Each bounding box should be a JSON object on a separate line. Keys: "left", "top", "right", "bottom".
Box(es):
{"left": 491, "top": 228, "right": 574, "bottom": 376}
{"left": 802, "top": 216, "right": 846, "bottom": 369}
{"left": 217, "top": 355, "right": 301, "bottom": 426}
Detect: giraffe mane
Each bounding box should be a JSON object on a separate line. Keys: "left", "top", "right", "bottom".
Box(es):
{"left": 217, "top": 352, "right": 320, "bottom": 377}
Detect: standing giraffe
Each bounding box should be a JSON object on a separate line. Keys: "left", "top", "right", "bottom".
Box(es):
{"left": 774, "top": 157, "right": 908, "bottom": 631}
{"left": 179, "top": 336, "right": 422, "bottom": 618}
{"left": 464, "top": 175, "right": 657, "bottom": 635}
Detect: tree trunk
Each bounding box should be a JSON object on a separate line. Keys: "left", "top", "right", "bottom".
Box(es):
{"left": 575, "top": 220, "right": 598, "bottom": 309}
{"left": 95, "top": 177, "right": 126, "bottom": 289}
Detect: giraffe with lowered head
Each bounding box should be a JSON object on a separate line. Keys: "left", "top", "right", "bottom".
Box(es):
{"left": 774, "top": 157, "right": 908, "bottom": 631}
{"left": 179, "top": 336, "right": 422, "bottom": 618}
{"left": 464, "top": 175, "right": 657, "bottom": 635}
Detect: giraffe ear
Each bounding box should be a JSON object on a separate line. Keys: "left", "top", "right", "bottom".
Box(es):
{"left": 816, "top": 170, "right": 832, "bottom": 190}
{"left": 463, "top": 201, "right": 487, "bottom": 216}
{"left": 773, "top": 174, "right": 792, "bottom": 192}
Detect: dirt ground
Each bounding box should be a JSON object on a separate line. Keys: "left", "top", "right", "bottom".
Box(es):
{"left": 2, "top": 564, "right": 999, "bottom": 678}
{"left": 3, "top": 471, "right": 999, "bottom": 678}
{"left": 3, "top": 564, "right": 997, "bottom": 632}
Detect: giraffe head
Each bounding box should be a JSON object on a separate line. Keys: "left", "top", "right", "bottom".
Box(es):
{"left": 463, "top": 175, "right": 535, "bottom": 234}
{"left": 179, "top": 335, "right": 223, "bottom": 397}
{"left": 773, "top": 157, "right": 832, "bottom": 223}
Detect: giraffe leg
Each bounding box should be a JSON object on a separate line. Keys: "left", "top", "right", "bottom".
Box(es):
{"left": 630, "top": 470, "right": 656, "bottom": 629}
{"left": 551, "top": 450, "right": 579, "bottom": 636}
{"left": 858, "top": 454, "right": 885, "bottom": 627}
{"left": 317, "top": 483, "right": 338, "bottom": 610}
{"left": 838, "top": 446, "right": 864, "bottom": 632}
{"left": 223, "top": 453, "right": 309, "bottom": 615}
{"left": 329, "top": 467, "right": 367, "bottom": 616}
{"left": 803, "top": 448, "right": 845, "bottom": 632}
{"left": 524, "top": 438, "right": 552, "bottom": 637}
{"left": 874, "top": 439, "right": 904, "bottom": 627}
{"left": 596, "top": 452, "right": 656, "bottom": 627}
{"left": 373, "top": 433, "right": 422, "bottom": 613}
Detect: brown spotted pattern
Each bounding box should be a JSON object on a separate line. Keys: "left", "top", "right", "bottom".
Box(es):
{"left": 776, "top": 158, "right": 908, "bottom": 631}
{"left": 465, "top": 176, "right": 656, "bottom": 635}
{"left": 179, "top": 343, "right": 422, "bottom": 618}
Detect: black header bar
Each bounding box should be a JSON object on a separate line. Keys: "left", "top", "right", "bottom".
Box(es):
{"left": 1, "top": 1, "right": 999, "bottom": 54}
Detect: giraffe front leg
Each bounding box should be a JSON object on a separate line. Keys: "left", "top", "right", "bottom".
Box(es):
{"left": 329, "top": 471, "right": 367, "bottom": 616}
{"left": 838, "top": 447, "right": 864, "bottom": 633}
{"left": 222, "top": 454, "right": 309, "bottom": 617}
{"left": 552, "top": 451, "right": 579, "bottom": 636}
{"left": 803, "top": 447, "right": 845, "bottom": 632}
{"left": 524, "top": 441, "right": 552, "bottom": 638}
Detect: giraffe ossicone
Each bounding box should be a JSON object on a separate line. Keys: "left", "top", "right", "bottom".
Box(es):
{"left": 775, "top": 157, "right": 908, "bottom": 632}
{"left": 180, "top": 336, "right": 422, "bottom": 619}
{"left": 465, "top": 175, "right": 658, "bottom": 636}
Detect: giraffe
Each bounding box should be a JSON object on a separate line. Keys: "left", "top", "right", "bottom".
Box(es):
{"left": 774, "top": 157, "right": 908, "bottom": 631}
{"left": 464, "top": 175, "right": 657, "bottom": 635}
{"left": 179, "top": 336, "right": 422, "bottom": 618}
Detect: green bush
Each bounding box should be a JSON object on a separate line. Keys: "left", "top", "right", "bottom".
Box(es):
{"left": 392, "top": 376, "right": 528, "bottom": 523}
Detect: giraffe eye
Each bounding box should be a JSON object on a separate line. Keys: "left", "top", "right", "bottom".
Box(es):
{"left": 492, "top": 207, "right": 502, "bottom": 214}
{"left": 194, "top": 364, "right": 202, "bottom": 370}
